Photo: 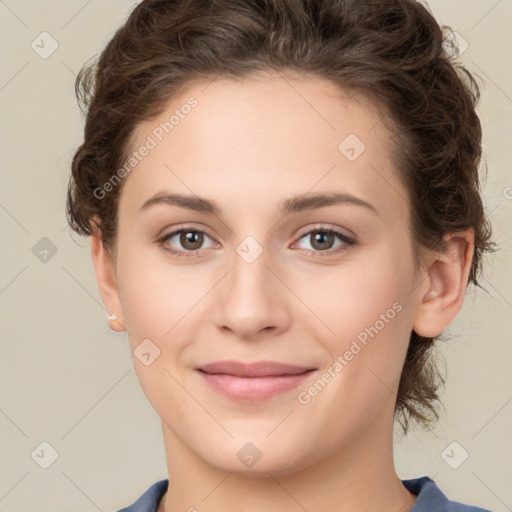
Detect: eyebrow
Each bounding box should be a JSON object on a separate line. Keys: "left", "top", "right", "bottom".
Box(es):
{"left": 140, "top": 191, "right": 379, "bottom": 217}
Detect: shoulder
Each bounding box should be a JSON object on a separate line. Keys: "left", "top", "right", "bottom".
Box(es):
{"left": 402, "top": 476, "right": 495, "bottom": 512}
{"left": 115, "top": 479, "right": 168, "bottom": 512}
{"left": 114, "top": 476, "right": 496, "bottom": 512}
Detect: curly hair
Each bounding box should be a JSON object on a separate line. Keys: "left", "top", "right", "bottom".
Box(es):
{"left": 66, "top": 0, "right": 495, "bottom": 434}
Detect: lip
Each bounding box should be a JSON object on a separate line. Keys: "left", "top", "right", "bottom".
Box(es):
{"left": 198, "top": 360, "right": 315, "bottom": 377}
{"left": 196, "top": 360, "right": 316, "bottom": 402}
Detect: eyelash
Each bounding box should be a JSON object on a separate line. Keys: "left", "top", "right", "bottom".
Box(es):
{"left": 157, "top": 225, "right": 356, "bottom": 259}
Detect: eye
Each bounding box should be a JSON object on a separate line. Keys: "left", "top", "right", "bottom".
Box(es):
{"left": 158, "top": 227, "right": 216, "bottom": 257}
{"left": 157, "top": 225, "right": 355, "bottom": 259}
{"left": 294, "top": 226, "right": 355, "bottom": 257}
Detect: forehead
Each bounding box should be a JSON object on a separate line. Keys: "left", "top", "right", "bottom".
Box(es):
{"left": 119, "top": 73, "right": 407, "bottom": 221}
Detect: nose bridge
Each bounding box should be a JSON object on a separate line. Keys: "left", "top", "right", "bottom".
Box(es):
{"left": 229, "top": 238, "right": 274, "bottom": 311}
{"left": 213, "top": 234, "right": 289, "bottom": 338}
{"left": 232, "top": 241, "right": 270, "bottom": 297}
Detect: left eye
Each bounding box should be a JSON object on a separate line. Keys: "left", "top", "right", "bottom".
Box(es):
{"left": 295, "top": 228, "right": 354, "bottom": 253}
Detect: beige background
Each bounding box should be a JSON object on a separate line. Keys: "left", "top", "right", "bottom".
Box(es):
{"left": 0, "top": 1, "right": 511, "bottom": 511}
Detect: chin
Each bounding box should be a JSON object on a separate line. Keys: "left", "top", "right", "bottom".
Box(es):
{"left": 201, "top": 437, "right": 313, "bottom": 477}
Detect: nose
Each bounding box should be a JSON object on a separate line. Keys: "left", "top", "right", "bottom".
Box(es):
{"left": 213, "top": 243, "right": 291, "bottom": 341}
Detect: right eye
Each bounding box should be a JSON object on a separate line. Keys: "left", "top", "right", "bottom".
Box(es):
{"left": 158, "top": 227, "right": 217, "bottom": 257}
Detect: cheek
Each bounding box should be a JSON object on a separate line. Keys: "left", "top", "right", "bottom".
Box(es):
{"left": 298, "top": 251, "right": 412, "bottom": 344}
{"left": 295, "top": 241, "right": 415, "bottom": 401}
{"left": 116, "top": 246, "right": 215, "bottom": 350}
{"left": 299, "top": 264, "right": 412, "bottom": 429}
{"left": 115, "top": 250, "right": 198, "bottom": 408}
{"left": 120, "top": 275, "right": 170, "bottom": 341}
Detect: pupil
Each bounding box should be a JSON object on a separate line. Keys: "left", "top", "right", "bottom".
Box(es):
{"left": 312, "top": 232, "right": 333, "bottom": 251}
{"left": 181, "top": 231, "right": 202, "bottom": 250}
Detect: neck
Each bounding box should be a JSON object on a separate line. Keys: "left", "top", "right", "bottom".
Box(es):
{"left": 158, "top": 412, "right": 417, "bottom": 512}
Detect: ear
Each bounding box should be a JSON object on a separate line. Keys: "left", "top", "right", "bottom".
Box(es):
{"left": 90, "top": 217, "right": 126, "bottom": 332}
{"left": 413, "top": 229, "right": 475, "bottom": 338}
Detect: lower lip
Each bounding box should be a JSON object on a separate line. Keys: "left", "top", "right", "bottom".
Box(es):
{"left": 197, "top": 370, "right": 316, "bottom": 402}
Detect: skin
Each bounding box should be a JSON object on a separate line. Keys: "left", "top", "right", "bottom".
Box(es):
{"left": 90, "top": 72, "right": 474, "bottom": 512}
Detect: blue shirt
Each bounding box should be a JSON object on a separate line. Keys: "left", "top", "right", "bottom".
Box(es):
{"left": 115, "top": 476, "right": 495, "bottom": 511}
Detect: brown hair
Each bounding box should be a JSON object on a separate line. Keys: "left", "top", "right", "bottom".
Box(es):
{"left": 66, "top": 0, "right": 495, "bottom": 434}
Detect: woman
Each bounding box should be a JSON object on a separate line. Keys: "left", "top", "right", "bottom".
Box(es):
{"left": 66, "top": 0, "right": 496, "bottom": 510}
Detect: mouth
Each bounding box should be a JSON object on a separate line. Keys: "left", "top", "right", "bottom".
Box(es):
{"left": 195, "top": 360, "right": 317, "bottom": 402}
{"left": 197, "top": 360, "right": 316, "bottom": 377}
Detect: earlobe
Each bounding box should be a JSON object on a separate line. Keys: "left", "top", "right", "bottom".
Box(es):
{"left": 90, "top": 220, "right": 126, "bottom": 333}
{"left": 413, "top": 230, "right": 475, "bottom": 338}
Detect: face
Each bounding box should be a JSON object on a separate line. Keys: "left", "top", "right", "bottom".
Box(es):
{"left": 101, "top": 73, "right": 428, "bottom": 475}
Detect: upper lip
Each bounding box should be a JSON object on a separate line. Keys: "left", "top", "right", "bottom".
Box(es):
{"left": 197, "top": 360, "right": 315, "bottom": 377}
